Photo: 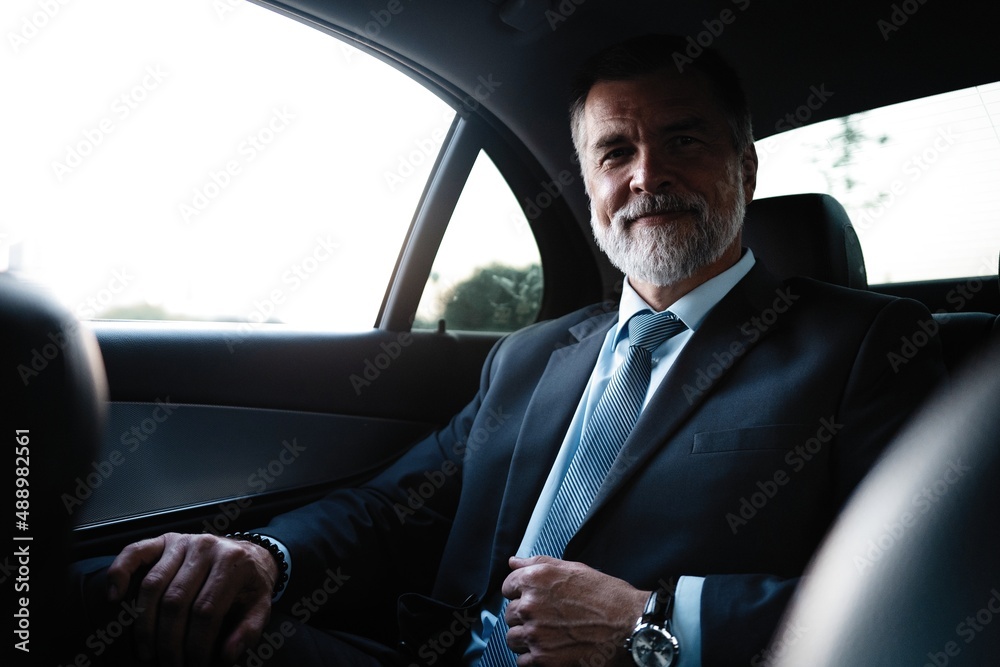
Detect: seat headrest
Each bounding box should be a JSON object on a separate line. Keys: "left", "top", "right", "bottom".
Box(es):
{"left": 0, "top": 271, "right": 107, "bottom": 660}
{"left": 743, "top": 193, "right": 868, "bottom": 289}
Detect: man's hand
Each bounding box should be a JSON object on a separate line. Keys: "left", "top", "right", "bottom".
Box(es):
{"left": 106, "top": 532, "right": 278, "bottom": 667}
{"left": 501, "top": 555, "right": 648, "bottom": 667}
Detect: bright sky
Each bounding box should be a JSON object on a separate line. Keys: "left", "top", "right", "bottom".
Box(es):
{"left": 2, "top": 0, "right": 537, "bottom": 330}
{"left": 3, "top": 0, "right": 998, "bottom": 330}
{"left": 755, "top": 83, "right": 1000, "bottom": 284}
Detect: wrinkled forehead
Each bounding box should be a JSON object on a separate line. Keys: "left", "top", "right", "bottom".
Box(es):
{"left": 582, "top": 68, "right": 730, "bottom": 146}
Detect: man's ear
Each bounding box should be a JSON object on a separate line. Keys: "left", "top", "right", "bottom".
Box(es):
{"left": 741, "top": 143, "right": 758, "bottom": 204}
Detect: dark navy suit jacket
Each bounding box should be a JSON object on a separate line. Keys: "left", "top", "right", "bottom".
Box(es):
{"left": 261, "top": 262, "right": 946, "bottom": 666}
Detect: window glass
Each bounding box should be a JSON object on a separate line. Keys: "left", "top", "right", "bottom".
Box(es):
{"left": 415, "top": 151, "right": 542, "bottom": 332}
{"left": 754, "top": 82, "right": 1000, "bottom": 284}
{"left": 1, "top": 0, "right": 454, "bottom": 330}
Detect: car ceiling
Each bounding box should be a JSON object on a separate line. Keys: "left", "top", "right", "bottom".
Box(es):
{"left": 261, "top": 0, "right": 1000, "bottom": 231}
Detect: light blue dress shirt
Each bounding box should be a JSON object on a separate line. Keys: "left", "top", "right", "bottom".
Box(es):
{"left": 466, "top": 249, "right": 756, "bottom": 666}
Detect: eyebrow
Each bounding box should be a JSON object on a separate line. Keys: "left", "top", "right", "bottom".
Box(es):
{"left": 589, "top": 116, "right": 711, "bottom": 153}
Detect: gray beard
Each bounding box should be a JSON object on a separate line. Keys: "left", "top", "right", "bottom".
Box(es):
{"left": 591, "top": 176, "right": 746, "bottom": 287}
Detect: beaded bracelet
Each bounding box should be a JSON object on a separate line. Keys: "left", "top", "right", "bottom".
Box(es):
{"left": 226, "top": 531, "right": 289, "bottom": 597}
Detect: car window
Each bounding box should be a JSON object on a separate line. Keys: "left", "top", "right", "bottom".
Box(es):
{"left": 754, "top": 81, "right": 1000, "bottom": 285}
{"left": 2, "top": 0, "right": 454, "bottom": 331}
{"left": 414, "top": 150, "right": 542, "bottom": 332}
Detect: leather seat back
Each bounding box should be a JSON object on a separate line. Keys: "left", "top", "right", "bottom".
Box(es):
{"left": 770, "top": 339, "right": 1000, "bottom": 666}
{"left": 0, "top": 272, "right": 107, "bottom": 660}
{"left": 743, "top": 193, "right": 868, "bottom": 289}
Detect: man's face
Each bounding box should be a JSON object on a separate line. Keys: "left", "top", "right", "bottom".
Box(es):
{"left": 580, "top": 67, "right": 757, "bottom": 287}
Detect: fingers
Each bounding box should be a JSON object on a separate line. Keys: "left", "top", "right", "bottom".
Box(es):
{"left": 187, "top": 541, "right": 272, "bottom": 666}
{"left": 131, "top": 534, "right": 195, "bottom": 664}
{"left": 502, "top": 554, "right": 561, "bottom": 599}
{"left": 154, "top": 537, "right": 218, "bottom": 667}
{"left": 109, "top": 532, "right": 272, "bottom": 667}
{"left": 509, "top": 554, "right": 555, "bottom": 569}
{"left": 500, "top": 557, "right": 641, "bottom": 665}
{"left": 106, "top": 534, "right": 167, "bottom": 602}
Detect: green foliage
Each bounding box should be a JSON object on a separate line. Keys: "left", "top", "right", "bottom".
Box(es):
{"left": 419, "top": 263, "right": 542, "bottom": 332}
{"left": 814, "top": 114, "right": 890, "bottom": 206}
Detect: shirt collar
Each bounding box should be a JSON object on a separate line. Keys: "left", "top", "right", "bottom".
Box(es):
{"left": 614, "top": 248, "right": 756, "bottom": 345}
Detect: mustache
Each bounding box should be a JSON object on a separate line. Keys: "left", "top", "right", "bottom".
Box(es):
{"left": 612, "top": 193, "right": 708, "bottom": 227}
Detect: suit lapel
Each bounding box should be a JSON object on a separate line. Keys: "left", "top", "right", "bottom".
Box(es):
{"left": 490, "top": 309, "right": 617, "bottom": 567}
{"left": 581, "top": 264, "right": 790, "bottom": 530}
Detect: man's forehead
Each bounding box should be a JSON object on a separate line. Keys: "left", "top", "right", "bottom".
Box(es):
{"left": 584, "top": 68, "right": 718, "bottom": 116}
{"left": 582, "top": 71, "right": 726, "bottom": 142}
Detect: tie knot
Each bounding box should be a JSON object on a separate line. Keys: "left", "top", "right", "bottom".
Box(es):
{"left": 627, "top": 310, "right": 687, "bottom": 351}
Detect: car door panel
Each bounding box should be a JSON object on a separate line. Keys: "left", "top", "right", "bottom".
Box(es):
{"left": 73, "top": 324, "right": 498, "bottom": 556}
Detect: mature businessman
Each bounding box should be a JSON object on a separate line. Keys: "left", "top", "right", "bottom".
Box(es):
{"left": 80, "top": 34, "right": 945, "bottom": 667}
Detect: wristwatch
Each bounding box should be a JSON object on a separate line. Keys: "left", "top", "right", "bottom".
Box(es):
{"left": 624, "top": 588, "right": 679, "bottom": 667}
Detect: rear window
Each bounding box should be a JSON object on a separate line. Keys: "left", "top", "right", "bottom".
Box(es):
{"left": 754, "top": 82, "right": 1000, "bottom": 284}
{"left": 1, "top": 0, "right": 453, "bottom": 331}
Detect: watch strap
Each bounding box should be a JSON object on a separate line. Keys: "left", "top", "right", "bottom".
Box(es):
{"left": 642, "top": 584, "right": 676, "bottom": 625}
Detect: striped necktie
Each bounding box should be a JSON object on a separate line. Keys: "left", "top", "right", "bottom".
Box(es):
{"left": 479, "top": 309, "right": 687, "bottom": 666}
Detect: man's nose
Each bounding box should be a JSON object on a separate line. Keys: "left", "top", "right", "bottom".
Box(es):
{"left": 629, "top": 148, "right": 675, "bottom": 194}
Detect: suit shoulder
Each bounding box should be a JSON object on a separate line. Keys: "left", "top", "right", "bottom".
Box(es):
{"left": 506, "top": 301, "right": 616, "bottom": 342}
{"left": 786, "top": 276, "right": 930, "bottom": 318}
{"left": 489, "top": 302, "right": 616, "bottom": 363}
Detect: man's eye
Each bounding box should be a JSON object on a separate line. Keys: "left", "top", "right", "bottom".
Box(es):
{"left": 670, "top": 136, "right": 698, "bottom": 147}
{"left": 603, "top": 148, "right": 628, "bottom": 161}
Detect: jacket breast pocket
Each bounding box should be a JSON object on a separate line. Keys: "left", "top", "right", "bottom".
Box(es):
{"left": 691, "top": 424, "right": 814, "bottom": 454}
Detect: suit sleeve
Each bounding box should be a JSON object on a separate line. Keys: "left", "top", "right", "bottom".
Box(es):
{"left": 699, "top": 297, "right": 947, "bottom": 666}
{"left": 255, "top": 336, "right": 506, "bottom": 629}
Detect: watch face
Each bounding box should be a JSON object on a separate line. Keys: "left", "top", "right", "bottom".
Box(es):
{"left": 631, "top": 625, "right": 678, "bottom": 667}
